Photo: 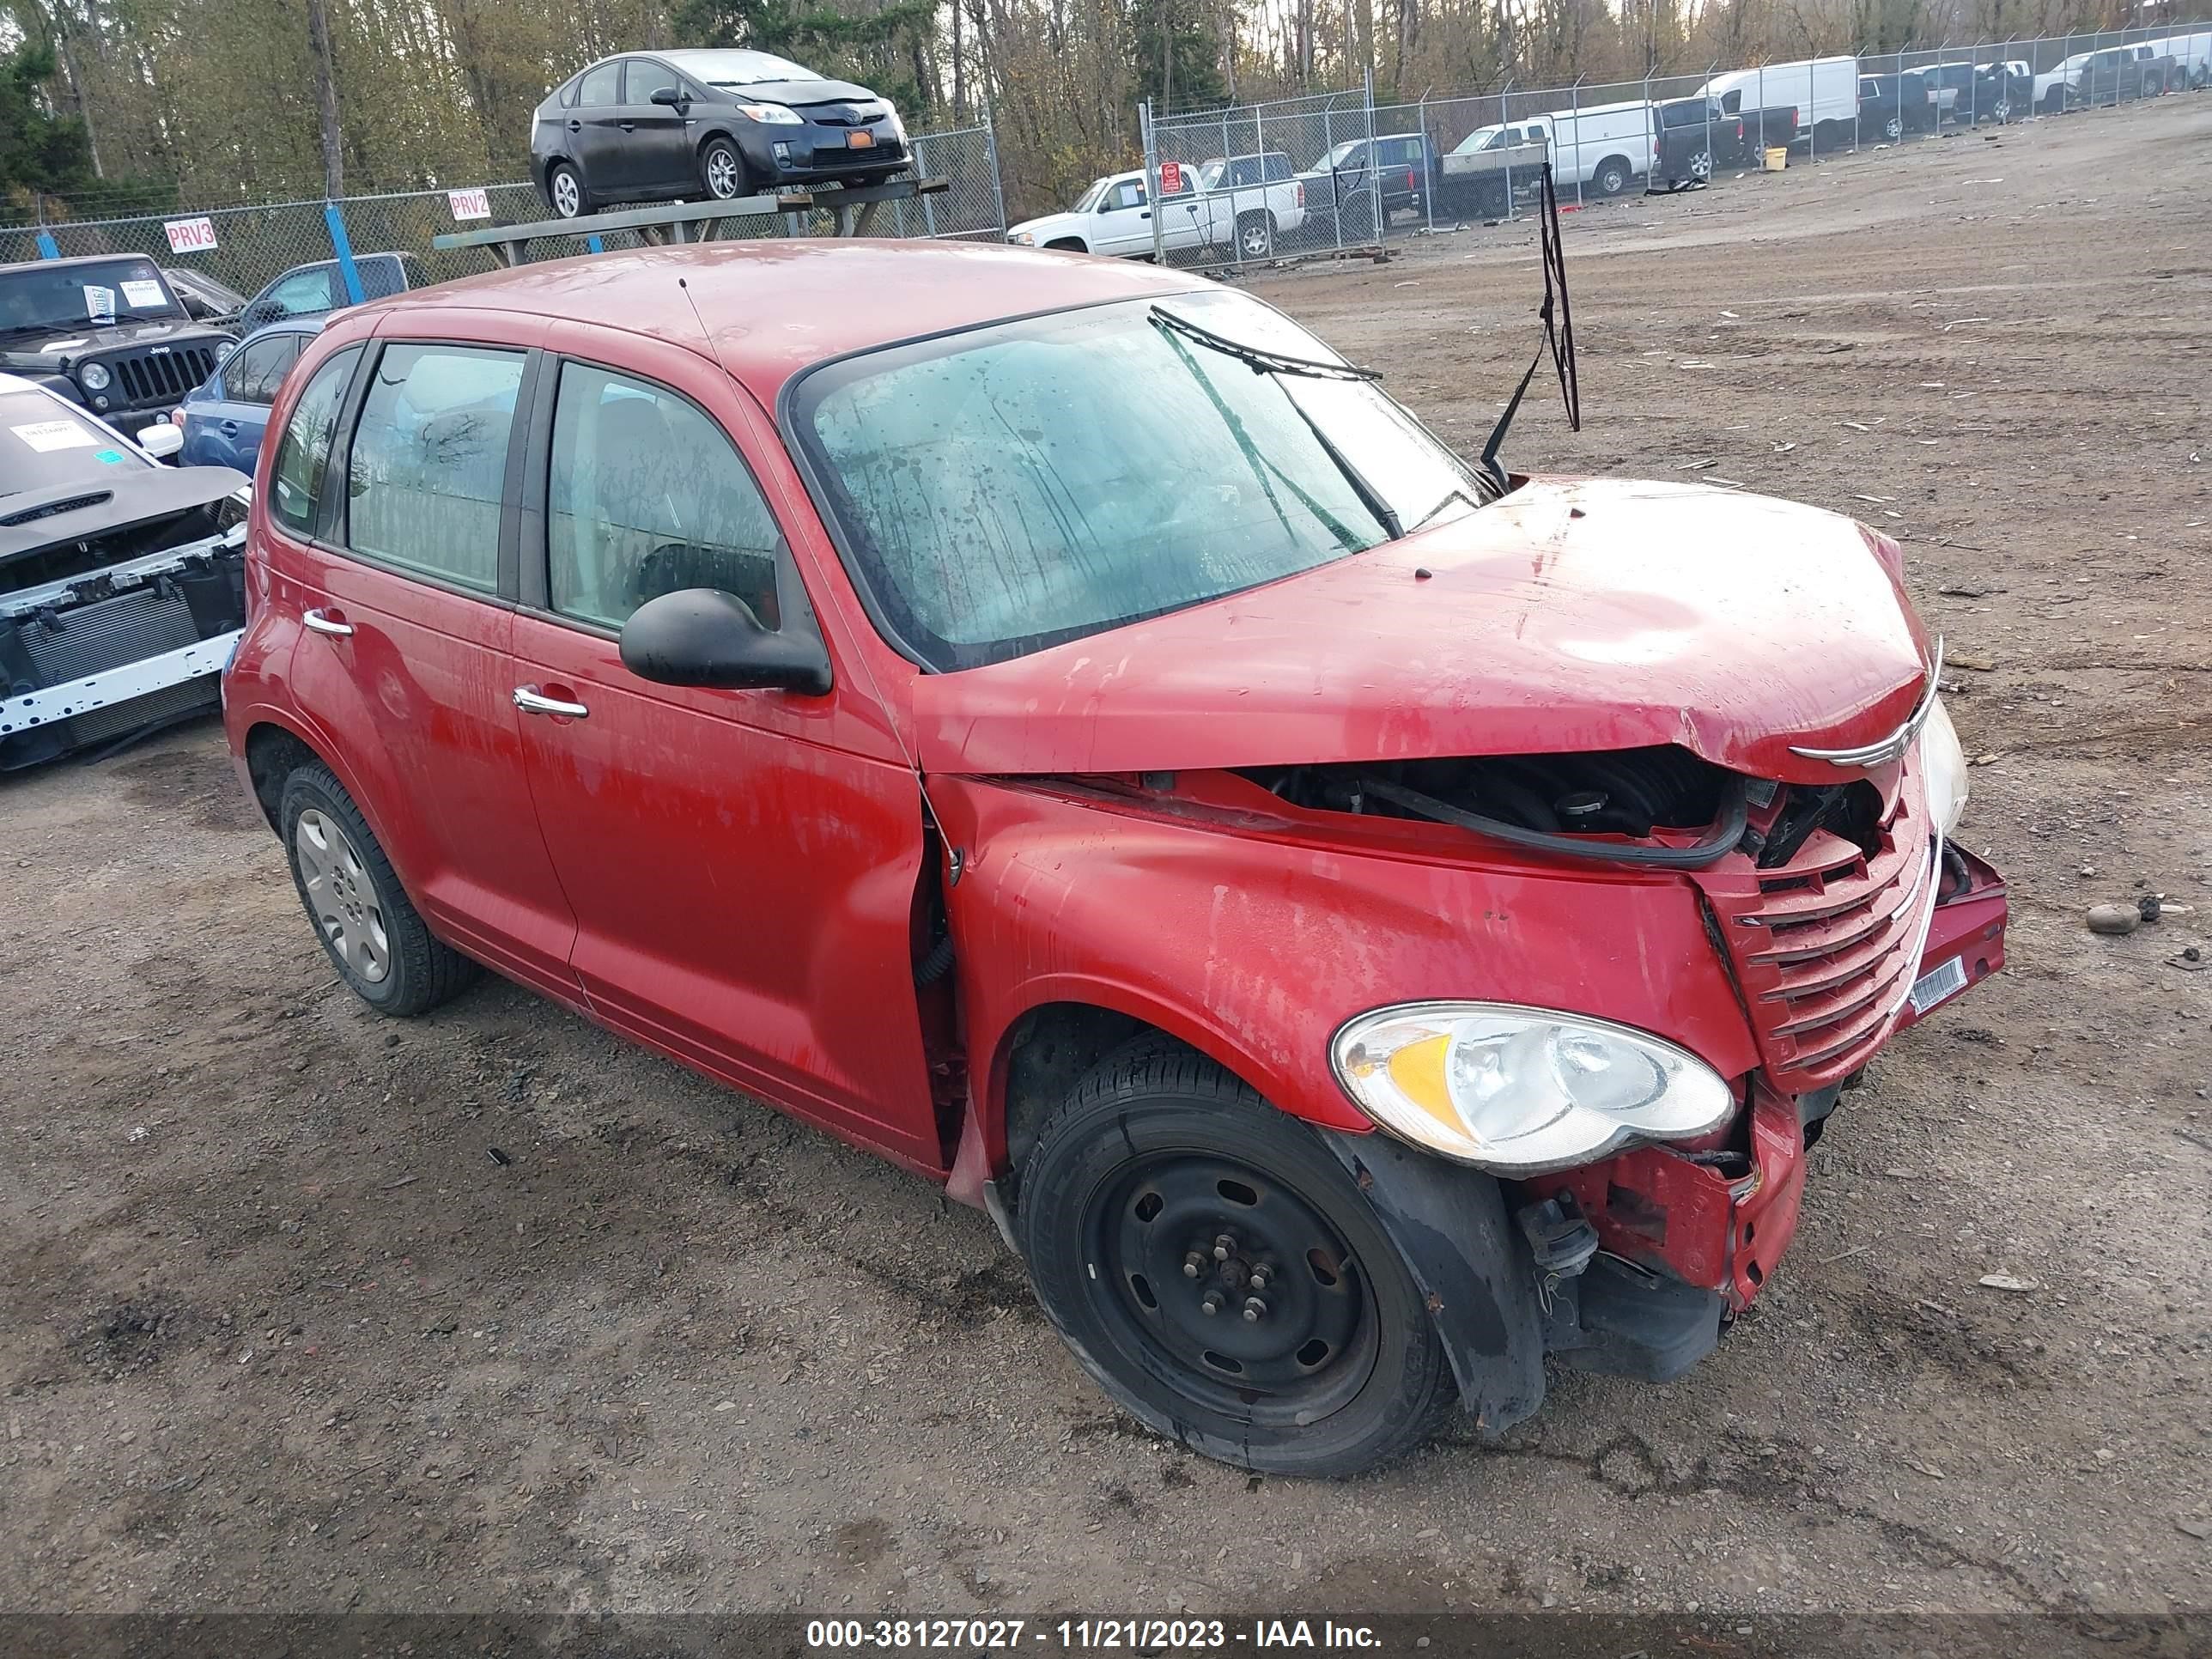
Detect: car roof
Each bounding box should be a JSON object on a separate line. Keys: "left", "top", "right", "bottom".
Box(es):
{"left": 356, "top": 240, "right": 1212, "bottom": 404}
{"left": 238, "top": 315, "right": 328, "bottom": 342}
{"left": 1, "top": 253, "right": 168, "bottom": 276}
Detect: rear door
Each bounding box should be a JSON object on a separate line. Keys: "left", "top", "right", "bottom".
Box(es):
{"left": 189, "top": 331, "right": 299, "bottom": 471}
{"left": 507, "top": 330, "right": 942, "bottom": 1170}
{"left": 570, "top": 59, "right": 629, "bottom": 194}
{"left": 276, "top": 327, "right": 581, "bottom": 994}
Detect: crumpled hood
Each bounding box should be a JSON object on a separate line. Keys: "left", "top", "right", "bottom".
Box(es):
{"left": 913, "top": 478, "right": 1933, "bottom": 787}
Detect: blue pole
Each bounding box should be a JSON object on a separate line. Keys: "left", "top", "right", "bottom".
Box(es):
{"left": 324, "top": 201, "right": 366, "bottom": 304}
{"left": 35, "top": 232, "right": 60, "bottom": 259}
{"left": 586, "top": 234, "right": 605, "bottom": 254}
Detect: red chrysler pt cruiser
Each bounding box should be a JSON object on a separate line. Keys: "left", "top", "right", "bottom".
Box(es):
{"left": 223, "top": 240, "right": 2005, "bottom": 1474}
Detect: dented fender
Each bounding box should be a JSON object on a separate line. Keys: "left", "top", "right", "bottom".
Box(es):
{"left": 931, "top": 774, "right": 1765, "bottom": 1172}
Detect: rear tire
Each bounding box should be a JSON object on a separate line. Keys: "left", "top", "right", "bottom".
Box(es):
{"left": 279, "top": 763, "right": 477, "bottom": 1018}
{"left": 1017, "top": 1041, "right": 1455, "bottom": 1476}
{"left": 545, "top": 161, "right": 590, "bottom": 220}
{"left": 1235, "top": 210, "right": 1277, "bottom": 261}
{"left": 1593, "top": 155, "right": 1632, "bottom": 196}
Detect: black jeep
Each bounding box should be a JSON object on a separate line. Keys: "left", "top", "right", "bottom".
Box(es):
{"left": 0, "top": 256, "right": 235, "bottom": 438}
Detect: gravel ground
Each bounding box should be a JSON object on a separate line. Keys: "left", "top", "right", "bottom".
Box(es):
{"left": 2, "top": 94, "right": 2208, "bottom": 1641}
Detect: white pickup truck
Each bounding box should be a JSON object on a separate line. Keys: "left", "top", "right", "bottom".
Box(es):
{"left": 1006, "top": 153, "right": 1307, "bottom": 264}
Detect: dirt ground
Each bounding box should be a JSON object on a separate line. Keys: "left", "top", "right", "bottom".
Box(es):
{"left": 3, "top": 94, "right": 2208, "bottom": 1638}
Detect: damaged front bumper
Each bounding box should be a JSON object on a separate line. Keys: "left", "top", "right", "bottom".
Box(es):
{"left": 1528, "top": 844, "right": 2008, "bottom": 1378}
{"left": 1336, "top": 847, "right": 2008, "bottom": 1421}
{"left": 0, "top": 526, "right": 247, "bottom": 769}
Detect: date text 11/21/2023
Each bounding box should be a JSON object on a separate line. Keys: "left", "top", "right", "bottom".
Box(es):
{"left": 804, "top": 1619, "right": 1383, "bottom": 1649}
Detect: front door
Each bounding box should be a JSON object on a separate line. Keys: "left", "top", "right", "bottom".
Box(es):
{"left": 617, "top": 59, "right": 694, "bottom": 196}
{"left": 507, "top": 343, "right": 941, "bottom": 1170}
{"left": 1092, "top": 178, "right": 1155, "bottom": 256}
{"left": 275, "top": 337, "right": 580, "bottom": 994}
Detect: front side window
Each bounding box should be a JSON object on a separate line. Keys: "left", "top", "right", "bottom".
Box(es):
{"left": 269, "top": 346, "right": 362, "bottom": 535}
{"left": 1107, "top": 180, "right": 1147, "bottom": 211}
{"left": 345, "top": 343, "right": 523, "bottom": 592}
{"left": 548, "top": 364, "right": 787, "bottom": 631}
{"left": 795, "top": 290, "right": 1486, "bottom": 672}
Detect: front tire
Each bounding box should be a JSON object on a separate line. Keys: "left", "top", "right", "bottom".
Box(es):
{"left": 279, "top": 763, "right": 477, "bottom": 1018}
{"left": 700, "top": 137, "right": 748, "bottom": 202}
{"left": 1017, "top": 1042, "right": 1454, "bottom": 1476}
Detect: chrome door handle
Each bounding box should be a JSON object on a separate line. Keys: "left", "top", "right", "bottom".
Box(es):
{"left": 514, "top": 686, "right": 589, "bottom": 719}
{"left": 302, "top": 608, "right": 353, "bottom": 637}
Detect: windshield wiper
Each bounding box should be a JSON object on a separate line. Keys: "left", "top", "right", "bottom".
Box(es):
{"left": 1479, "top": 161, "right": 1582, "bottom": 490}
{"left": 1150, "top": 306, "right": 1382, "bottom": 383}
{"left": 1152, "top": 306, "right": 1402, "bottom": 538}
{"left": 1406, "top": 487, "right": 1483, "bottom": 537}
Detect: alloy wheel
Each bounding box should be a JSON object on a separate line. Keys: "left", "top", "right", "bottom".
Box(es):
{"left": 1079, "top": 1151, "right": 1376, "bottom": 1427}
{"left": 706, "top": 147, "right": 741, "bottom": 199}
{"left": 551, "top": 171, "right": 581, "bottom": 217}
{"left": 1239, "top": 219, "right": 1273, "bottom": 259}
{"left": 1689, "top": 149, "right": 1712, "bottom": 181}
{"left": 294, "top": 809, "right": 390, "bottom": 984}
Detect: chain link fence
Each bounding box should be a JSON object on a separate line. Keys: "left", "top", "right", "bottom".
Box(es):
{"left": 0, "top": 120, "right": 1005, "bottom": 313}
{"left": 1138, "top": 21, "right": 2212, "bottom": 275}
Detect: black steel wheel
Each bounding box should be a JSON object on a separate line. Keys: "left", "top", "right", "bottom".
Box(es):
{"left": 1018, "top": 1041, "right": 1453, "bottom": 1475}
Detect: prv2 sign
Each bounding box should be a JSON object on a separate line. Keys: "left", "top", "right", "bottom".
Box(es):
{"left": 448, "top": 188, "right": 492, "bottom": 222}
{"left": 164, "top": 217, "right": 218, "bottom": 255}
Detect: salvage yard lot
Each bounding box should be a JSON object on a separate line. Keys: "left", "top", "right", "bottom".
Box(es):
{"left": 3, "top": 94, "right": 2208, "bottom": 1627}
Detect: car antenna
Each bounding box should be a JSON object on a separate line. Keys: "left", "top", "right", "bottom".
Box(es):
{"left": 1479, "top": 161, "right": 1581, "bottom": 491}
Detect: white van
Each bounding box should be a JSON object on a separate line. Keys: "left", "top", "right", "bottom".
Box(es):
{"left": 2162, "top": 30, "right": 2212, "bottom": 88}
{"left": 1700, "top": 57, "right": 1861, "bottom": 145}
{"left": 1526, "top": 100, "right": 1661, "bottom": 197}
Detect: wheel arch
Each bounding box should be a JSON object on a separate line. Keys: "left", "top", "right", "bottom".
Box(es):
{"left": 984, "top": 991, "right": 1307, "bottom": 1200}
{"left": 240, "top": 714, "right": 412, "bottom": 898}
{"left": 1043, "top": 236, "right": 1090, "bottom": 252}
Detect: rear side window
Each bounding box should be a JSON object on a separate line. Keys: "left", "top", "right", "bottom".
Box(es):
{"left": 345, "top": 343, "right": 524, "bottom": 593}
{"left": 577, "top": 61, "right": 621, "bottom": 106}
{"left": 223, "top": 335, "right": 301, "bottom": 405}
{"left": 547, "top": 363, "right": 787, "bottom": 630}
{"left": 269, "top": 346, "right": 362, "bottom": 535}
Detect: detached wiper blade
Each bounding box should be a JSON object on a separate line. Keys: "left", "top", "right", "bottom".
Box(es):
{"left": 1149, "top": 306, "right": 1382, "bottom": 383}
{"left": 1406, "top": 487, "right": 1483, "bottom": 536}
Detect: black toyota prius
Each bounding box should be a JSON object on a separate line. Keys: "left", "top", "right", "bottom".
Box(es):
{"left": 529, "top": 49, "right": 910, "bottom": 219}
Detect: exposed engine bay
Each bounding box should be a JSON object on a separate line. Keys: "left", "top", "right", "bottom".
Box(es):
{"left": 1238, "top": 746, "right": 1886, "bottom": 871}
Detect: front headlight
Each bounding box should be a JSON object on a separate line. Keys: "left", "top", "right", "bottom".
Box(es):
{"left": 1009, "top": 230, "right": 1036, "bottom": 245}
{"left": 1920, "top": 695, "right": 1968, "bottom": 836}
{"left": 1332, "top": 1002, "right": 1735, "bottom": 1174}
{"left": 80, "top": 362, "right": 112, "bottom": 392}
{"left": 737, "top": 101, "right": 805, "bottom": 125}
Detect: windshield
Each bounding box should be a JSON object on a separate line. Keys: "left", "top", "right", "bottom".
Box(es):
{"left": 0, "top": 258, "right": 184, "bottom": 337}
{"left": 1450, "top": 125, "right": 1503, "bottom": 155}
{"left": 1072, "top": 178, "right": 1110, "bottom": 213}
{"left": 664, "top": 49, "right": 821, "bottom": 87}
{"left": 1323, "top": 140, "right": 1364, "bottom": 167}
{"left": 0, "top": 389, "right": 150, "bottom": 497}
{"left": 793, "top": 289, "right": 1488, "bottom": 671}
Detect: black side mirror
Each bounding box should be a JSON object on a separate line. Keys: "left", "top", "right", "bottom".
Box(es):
{"left": 651, "top": 85, "right": 689, "bottom": 110}
{"left": 621, "top": 588, "right": 830, "bottom": 695}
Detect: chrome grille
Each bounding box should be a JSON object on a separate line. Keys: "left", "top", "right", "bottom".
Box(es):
{"left": 111, "top": 344, "right": 220, "bottom": 407}
{"left": 1698, "top": 775, "right": 1940, "bottom": 1093}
